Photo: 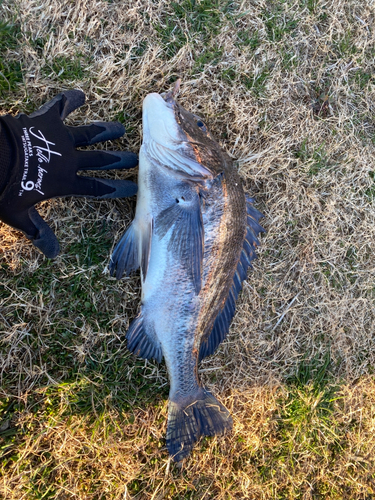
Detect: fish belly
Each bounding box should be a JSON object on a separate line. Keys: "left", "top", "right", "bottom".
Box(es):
{"left": 142, "top": 230, "right": 200, "bottom": 398}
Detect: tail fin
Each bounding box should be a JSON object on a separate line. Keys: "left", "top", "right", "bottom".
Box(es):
{"left": 166, "top": 388, "right": 232, "bottom": 462}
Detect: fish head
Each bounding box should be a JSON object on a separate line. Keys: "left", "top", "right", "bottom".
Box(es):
{"left": 142, "top": 86, "right": 227, "bottom": 182}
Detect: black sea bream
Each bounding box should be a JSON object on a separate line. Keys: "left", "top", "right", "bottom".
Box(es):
{"left": 110, "top": 84, "right": 264, "bottom": 461}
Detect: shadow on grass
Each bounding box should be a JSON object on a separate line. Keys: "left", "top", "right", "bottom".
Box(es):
{"left": 1, "top": 339, "right": 364, "bottom": 499}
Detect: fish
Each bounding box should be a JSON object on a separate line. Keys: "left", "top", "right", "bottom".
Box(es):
{"left": 110, "top": 81, "right": 264, "bottom": 461}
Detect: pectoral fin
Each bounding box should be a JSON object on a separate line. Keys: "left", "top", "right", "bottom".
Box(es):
{"left": 110, "top": 218, "right": 153, "bottom": 281}
{"left": 109, "top": 222, "right": 140, "bottom": 279}
{"left": 156, "top": 192, "right": 203, "bottom": 294}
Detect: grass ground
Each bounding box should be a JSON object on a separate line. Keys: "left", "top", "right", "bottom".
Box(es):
{"left": 0, "top": 0, "right": 375, "bottom": 498}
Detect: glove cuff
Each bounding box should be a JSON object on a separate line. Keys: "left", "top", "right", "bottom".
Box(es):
{"left": 0, "top": 121, "right": 14, "bottom": 197}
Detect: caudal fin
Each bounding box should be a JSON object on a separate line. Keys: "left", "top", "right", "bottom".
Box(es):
{"left": 166, "top": 388, "right": 232, "bottom": 462}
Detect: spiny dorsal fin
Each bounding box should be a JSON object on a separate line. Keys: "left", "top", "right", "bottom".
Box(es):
{"left": 199, "top": 197, "right": 264, "bottom": 360}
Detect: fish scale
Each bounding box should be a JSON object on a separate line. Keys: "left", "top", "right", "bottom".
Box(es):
{"left": 110, "top": 87, "right": 264, "bottom": 461}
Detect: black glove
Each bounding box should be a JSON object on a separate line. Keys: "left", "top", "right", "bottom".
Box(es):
{"left": 0, "top": 90, "right": 138, "bottom": 258}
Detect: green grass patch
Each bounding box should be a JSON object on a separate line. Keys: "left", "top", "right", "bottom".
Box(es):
{"left": 5, "top": 224, "right": 113, "bottom": 321}
{"left": 302, "top": 0, "right": 318, "bottom": 14}
{"left": 30, "top": 36, "right": 48, "bottom": 57}
{"left": 172, "top": 0, "right": 225, "bottom": 35}
{"left": 42, "top": 54, "right": 89, "bottom": 82}
{"left": 253, "top": 353, "right": 345, "bottom": 498}
{"left": 286, "top": 351, "right": 332, "bottom": 387}
{"left": 0, "top": 20, "right": 23, "bottom": 97}
{"left": 294, "top": 139, "right": 329, "bottom": 175}
{"left": 364, "top": 171, "right": 375, "bottom": 202}
{"left": 193, "top": 46, "right": 224, "bottom": 73}
{"left": 154, "top": 0, "right": 231, "bottom": 59}
{"left": 131, "top": 40, "right": 148, "bottom": 58}
{"left": 334, "top": 30, "right": 357, "bottom": 58}
{"left": 221, "top": 66, "right": 237, "bottom": 83}
{"left": 154, "top": 18, "right": 187, "bottom": 59}
{"left": 282, "top": 352, "right": 339, "bottom": 445}
{"left": 236, "top": 30, "right": 261, "bottom": 50}
{"left": 242, "top": 68, "right": 270, "bottom": 97}
{"left": 350, "top": 68, "right": 375, "bottom": 90}
{"left": 0, "top": 20, "right": 20, "bottom": 53}
{"left": 37, "top": 359, "right": 167, "bottom": 420}
{"left": 262, "top": 6, "right": 298, "bottom": 43}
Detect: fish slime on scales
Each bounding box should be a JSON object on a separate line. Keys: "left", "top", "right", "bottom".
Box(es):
{"left": 110, "top": 81, "right": 265, "bottom": 461}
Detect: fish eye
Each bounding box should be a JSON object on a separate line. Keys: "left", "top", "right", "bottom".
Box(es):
{"left": 197, "top": 120, "right": 205, "bottom": 128}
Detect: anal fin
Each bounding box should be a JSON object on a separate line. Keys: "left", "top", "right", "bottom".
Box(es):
{"left": 126, "top": 310, "right": 162, "bottom": 363}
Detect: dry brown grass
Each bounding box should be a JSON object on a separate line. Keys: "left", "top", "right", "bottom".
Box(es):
{"left": 1, "top": 0, "right": 375, "bottom": 498}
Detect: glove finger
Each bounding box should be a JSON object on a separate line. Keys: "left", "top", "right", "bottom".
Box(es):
{"left": 29, "top": 90, "right": 85, "bottom": 121}
{"left": 76, "top": 150, "right": 138, "bottom": 170}
{"left": 70, "top": 177, "right": 138, "bottom": 199}
{"left": 28, "top": 207, "right": 60, "bottom": 258}
{"left": 95, "top": 179, "right": 138, "bottom": 199}
{"left": 3, "top": 207, "right": 60, "bottom": 258}
{"left": 67, "top": 121, "right": 126, "bottom": 146}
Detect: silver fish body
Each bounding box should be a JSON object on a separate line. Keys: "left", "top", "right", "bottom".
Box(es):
{"left": 110, "top": 91, "right": 264, "bottom": 461}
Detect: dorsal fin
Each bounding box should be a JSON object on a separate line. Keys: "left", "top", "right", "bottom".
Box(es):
{"left": 199, "top": 197, "right": 264, "bottom": 361}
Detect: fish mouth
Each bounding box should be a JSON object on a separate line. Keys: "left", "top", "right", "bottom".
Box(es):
{"left": 161, "top": 78, "right": 181, "bottom": 106}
